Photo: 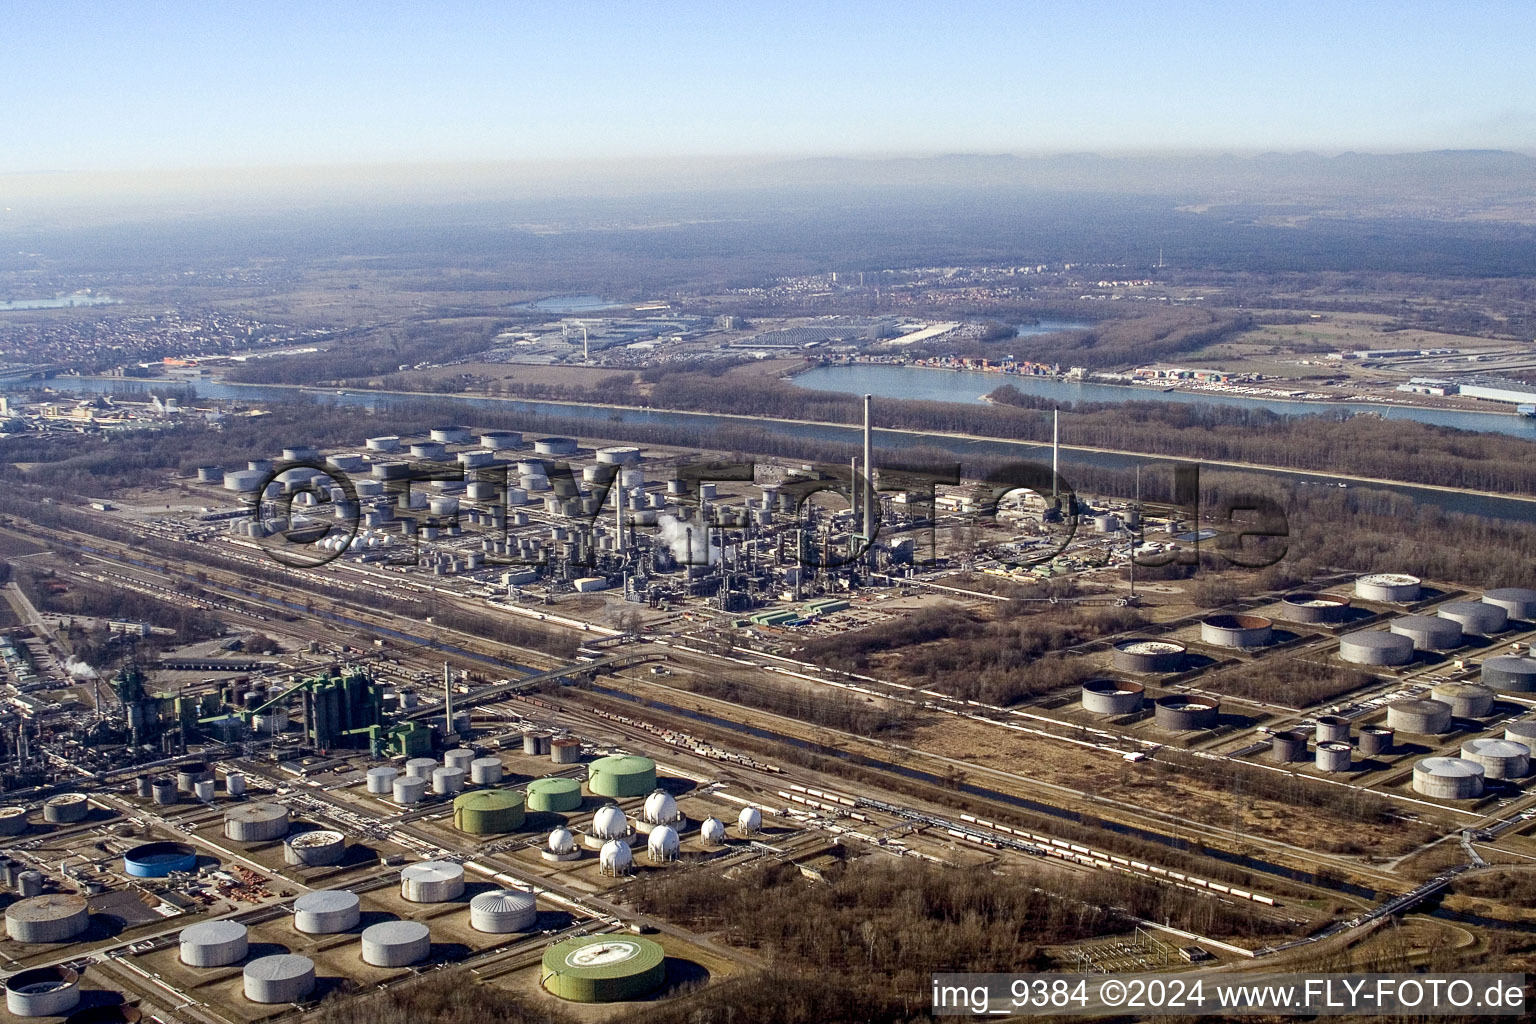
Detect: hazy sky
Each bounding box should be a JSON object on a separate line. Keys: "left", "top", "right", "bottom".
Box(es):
{"left": 3, "top": 0, "right": 1533, "bottom": 173}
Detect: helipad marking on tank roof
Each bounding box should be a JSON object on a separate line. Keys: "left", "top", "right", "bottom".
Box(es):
{"left": 566, "top": 941, "right": 641, "bottom": 968}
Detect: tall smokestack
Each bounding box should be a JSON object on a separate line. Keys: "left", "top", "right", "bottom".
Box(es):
{"left": 863, "top": 394, "right": 874, "bottom": 542}
{"left": 443, "top": 661, "right": 453, "bottom": 738}
{"left": 1052, "top": 408, "right": 1060, "bottom": 500}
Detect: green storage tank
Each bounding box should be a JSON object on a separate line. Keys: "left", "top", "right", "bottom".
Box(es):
{"left": 525, "top": 777, "right": 583, "bottom": 813}
{"left": 587, "top": 756, "right": 656, "bottom": 798}
{"left": 453, "top": 789, "right": 526, "bottom": 834}
{"left": 541, "top": 934, "right": 666, "bottom": 1002}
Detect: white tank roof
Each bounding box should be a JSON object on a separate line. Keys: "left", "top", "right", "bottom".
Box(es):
{"left": 643, "top": 789, "right": 678, "bottom": 824}
{"left": 591, "top": 804, "right": 629, "bottom": 838}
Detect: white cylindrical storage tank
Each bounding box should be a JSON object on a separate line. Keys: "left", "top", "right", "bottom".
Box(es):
{"left": 620, "top": 467, "right": 645, "bottom": 489}
{"left": 225, "top": 773, "right": 247, "bottom": 798}
{"left": 194, "top": 780, "right": 216, "bottom": 801}
{"left": 409, "top": 441, "right": 446, "bottom": 461}
{"left": 1315, "top": 741, "right": 1352, "bottom": 773}
{"left": 293, "top": 890, "right": 360, "bottom": 934}
{"left": 400, "top": 860, "right": 465, "bottom": 903}
{"left": 595, "top": 445, "right": 642, "bottom": 465}
{"left": 466, "top": 481, "right": 496, "bottom": 501}
{"left": 534, "top": 436, "right": 578, "bottom": 456}
{"left": 4, "top": 966, "right": 81, "bottom": 1017}
{"left": 224, "top": 802, "right": 289, "bottom": 842}
{"left": 428, "top": 496, "right": 459, "bottom": 517}
{"left": 700, "top": 817, "right": 727, "bottom": 845}
{"left": 737, "top": 806, "right": 762, "bottom": 835}
{"left": 180, "top": 920, "right": 249, "bottom": 967}
{"left": 253, "top": 708, "right": 289, "bottom": 734}
{"left": 1339, "top": 630, "right": 1414, "bottom": 666}
{"left": 224, "top": 469, "right": 264, "bottom": 492}
{"left": 405, "top": 756, "right": 437, "bottom": 779}
{"left": 1459, "top": 738, "right": 1530, "bottom": 779}
{"left": 43, "top": 793, "right": 89, "bottom": 824}
{"left": 599, "top": 838, "right": 633, "bottom": 876}
{"left": 1412, "top": 757, "right": 1485, "bottom": 799}
{"left": 1390, "top": 615, "right": 1463, "bottom": 651}
{"left": 457, "top": 449, "right": 494, "bottom": 469}
{"left": 393, "top": 775, "right": 428, "bottom": 805}
{"left": 469, "top": 757, "right": 504, "bottom": 785}
{"left": 4, "top": 895, "right": 89, "bottom": 943}
{"left": 366, "top": 435, "right": 401, "bottom": 452}
{"left": 361, "top": 921, "right": 431, "bottom": 967}
{"left": 1200, "top": 613, "right": 1273, "bottom": 648}
{"left": 431, "top": 425, "right": 471, "bottom": 444}
{"left": 1481, "top": 655, "right": 1536, "bottom": 693}
{"left": 366, "top": 766, "right": 399, "bottom": 794}
{"left": 432, "top": 766, "right": 465, "bottom": 795}
{"left": 1439, "top": 601, "right": 1508, "bottom": 637}
{"left": 16, "top": 872, "right": 42, "bottom": 898}
{"left": 480, "top": 431, "right": 521, "bottom": 449}
{"left": 647, "top": 825, "right": 680, "bottom": 863}
{"left": 0, "top": 806, "right": 30, "bottom": 835}
{"left": 470, "top": 889, "right": 538, "bottom": 933}
{"left": 1506, "top": 720, "right": 1536, "bottom": 746}
{"left": 1387, "top": 698, "right": 1453, "bottom": 734}
{"left": 284, "top": 830, "right": 346, "bottom": 866}
{"left": 1355, "top": 573, "right": 1422, "bottom": 602}
{"left": 1482, "top": 587, "right": 1536, "bottom": 620}
{"left": 444, "top": 748, "right": 476, "bottom": 771}
{"left": 243, "top": 954, "right": 315, "bottom": 1003}
{"left": 1080, "top": 679, "right": 1144, "bottom": 715}
{"left": 1432, "top": 682, "right": 1496, "bottom": 719}
{"left": 1314, "top": 715, "right": 1350, "bottom": 743}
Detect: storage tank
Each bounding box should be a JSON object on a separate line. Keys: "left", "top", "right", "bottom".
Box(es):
{"left": 642, "top": 790, "right": 681, "bottom": 826}
{"left": 243, "top": 954, "right": 315, "bottom": 1003}
{"left": 361, "top": 921, "right": 431, "bottom": 967}
{"left": 1505, "top": 720, "right": 1536, "bottom": 745}
{"left": 544, "top": 827, "right": 580, "bottom": 862}
{"left": 1412, "top": 757, "right": 1485, "bottom": 799}
{"left": 179, "top": 920, "right": 248, "bottom": 967}
{"left": 1277, "top": 592, "right": 1351, "bottom": 623}
{"left": 1080, "top": 679, "right": 1144, "bottom": 715}
{"left": 405, "top": 756, "right": 437, "bottom": 779}
{"left": 526, "top": 776, "right": 583, "bottom": 812}
{"left": 284, "top": 830, "right": 346, "bottom": 866}
{"left": 1358, "top": 725, "right": 1395, "bottom": 756}
{"left": 1482, "top": 587, "right": 1536, "bottom": 620}
{"left": 595, "top": 445, "right": 643, "bottom": 465}
{"left": 480, "top": 431, "right": 522, "bottom": 450}
{"left": 523, "top": 731, "right": 553, "bottom": 755}
{"left": 16, "top": 871, "right": 42, "bottom": 897}
{"left": 122, "top": 841, "right": 196, "bottom": 877}
{"left": 589, "top": 805, "right": 631, "bottom": 843}
{"left": 444, "top": 748, "right": 476, "bottom": 771}
{"left": 1110, "top": 638, "right": 1187, "bottom": 673}
{"left": 1390, "top": 615, "right": 1463, "bottom": 651}
{"left": 1314, "top": 715, "right": 1350, "bottom": 743}
{"left": 151, "top": 778, "right": 178, "bottom": 805}
{"left": 400, "top": 861, "right": 465, "bottom": 903}
{"left": 432, "top": 767, "right": 466, "bottom": 795}
{"left": 0, "top": 807, "right": 28, "bottom": 835}
{"left": 1439, "top": 601, "right": 1508, "bottom": 637}
{"left": 470, "top": 889, "right": 538, "bottom": 933}
{"left": 1432, "top": 682, "right": 1496, "bottom": 718}
{"left": 193, "top": 780, "right": 216, "bottom": 801}
{"left": 1200, "top": 613, "right": 1273, "bottom": 648}
{"left": 700, "top": 817, "right": 727, "bottom": 845}
{"left": 293, "top": 890, "right": 360, "bottom": 933}
{"left": 534, "top": 436, "right": 578, "bottom": 456}
{"left": 1387, "top": 698, "right": 1453, "bottom": 734}
{"left": 1480, "top": 655, "right": 1536, "bottom": 692}
{"left": 1153, "top": 696, "right": 1219, "bottom": 731}
{"left": 393, "top": 776, "right": 428, "bottom": 805}
{"left": 43, "top": 793, "right": 89, "bottom": 824}
{"left": 4, "top": 966, "right": 81, "bottom": 1017}
{"left": 177, "top": 762, "right": 213, "bottom": 793}
{"left": 1355, "top": 573, "right": 1421, "bottom": 603}
{"left": 645, "top": 825, "right": 680, "bottom": 863}
{"left": 1269, "top": 730, "right": 1310, "bottom": 762}
{"left": 224, "top": 803, "right": 289, "bottom": 842}
{"left": 599, "top": 839, "right": 633, "bottom": 876}
{"left": 225, "top": 773, "right": 247, "bottom": 798}
{"left": 223, "top": 470, "right": 264, "bottom": 492}
{"left": 457, "top": 450, "right": 495, "bottom": 469}
{"left": 1338, "top": 630, "right": 1414, "bottom": 666}
{"left": 409, "top": 441, "right": 446, "bottom": 461}
{"left": 470, "top": 756, "right": 504, "bottom": 785}
{"left": 551, "top": 737, "right": 582, "bottom": 763}
{"left": 587, "top": 755, "right": 656, "bottom": 797}
{"left": 453, "top": 790, "right": 525, "bottom": 834}
{"left": 1459, "top": 738, "right": 1530, "bottom": 779}
{"left": 366, "top": 435, "right": 402, "bottom": 452}
{"left": 253, "top": 708, "right": 289, "bottom": 734}
{"left": 431, "top": 425, "right": 471, "bottom": 444}
{"left": 540, "top": 934, "right": 666, "bottom": 1002}
{"left": 5, "top": 894, "right": 89, "bottom": 943}
{"left": 1315, "top": 741, "right": 1352, "bottom": 773}
{"left": 366, "top": 766, "right": 399, "bottom": 794}
{"left": 195, "top": 465, "right": 223, "bottom": 484}
{"left": 737, "top": 806, "right": 762, "bottom": 835}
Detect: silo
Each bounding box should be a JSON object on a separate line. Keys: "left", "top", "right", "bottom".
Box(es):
{"left": 1358, "top": 725, "right": 1395, "bottom": 757}
{"left": 1432, "top": 682, "right": 1495, "bottom": 719}
{"left": 400, "top": 861, "right": 465, "bottom": 903}
{"left": 599, "top": 839, "right": 633, "bottom": 876}
{"left": 1110, "top": 639, "right": 1187, "bottom": 673}
{"left": 5, "top": 894, "right": 89, "bottom": 943}
{"left": 4, "top": 966, "right": 81, "bottom": 1017}
{"left": 1459, "top": 738, "right": 1530, "bottom": 779}
{"left": 1387, "top": 698, "right": 1453, "bottom": 734}
{"left": 444, "top": 748, "right": 476, "bottom": 771}
{"left": 1412, "top": 757, "right": 1485, "bottom": 799}
{"left": 470, "top": 889, "right": 538, "bottom": 933}
{"left": 243, "top": 954, "right": 316, "bottom": 1003}
{"left": 551, "top": 737, "right": 583, "bottom": 763}
{"left": 432, "top": 766, "right": 466, "bottom": 795}
{"left": 1506, "top": 720, "right": 1536, "bottom": 745}
{"left": 646, "top": 825, "right": 680, "bottom": 863}
{"left": 293, "top": 890, "right": 360, "bottom": 933}
{"left": 1481, "top": 655, "right": 1536, "bottom": 693}
{"left": 393, "top": 776, "right": 427, "bottom": 805}
{"left": 1278, "top": 592, "right": 1351, "bottom": 623}
{"left": 1314, "top": 715, "right": 1351, "bottom": 743}
{"left": 1269, "top": 730, "right": 1310, "bottom": 762}
{"left": 527, "top": 776, "right": 583, "bottom": 812}
{"left": 1390, "top": 615, "right": 1463, "bottom": 651}
{"left": 1153, "top": 696, "right": 1219, "bottom": 731}
{"left": 1315, "top": 741, "right": 1352, "bottom": 773}
{"left": 361, "top": 921, "right": 431, "bottom": 967}
{"left": 151, "top": 778, "right": 178, "bottom": 805}
{"left": 43, "top": 794, "right": 89, "bottom": 824}
{"left": 224, "top": 803, "right": 289, "bottom": 842}
{"left": 284, "top": 830, "right": 346, "bottom": 866}
{"left": 587, "top": 755, "right": 657, "bottom": 797}
{"left": 1482, "top": 587, "right": 1536, "bottom": 621}
{"left": 1439, "top": 601, "right": 1508, "bottom": 636}
{"left": 1354, "top": 573, "right": 1421, "bottom": 602}
{"left": 1080, "top": 679, "right": 1144, "bottom": 715}
{"left": 405, "top": 756, "right": 437, "bottom": 779}
{"left": 534, "top": 436, "right": 578, "bottom": 456}
{"left": 700, "top": 817, "right": 727, "bottom": 845}
{"left": 470, "top": 757, "right": 504, "bottom": 785}
{"left": 1339, "top": 631, "right": 1414, "bottom": 666}
{"left": 179, "top": 920, "right": 249, "bottom": 967}
{"left": 1200, "top": 614, "right": 1273, "bottom": 648}
{"left": 453, "top": 790, "right": 525, "bottom": 834}
{"left": 366, "top": 766, "right": 399, "bottom": 794}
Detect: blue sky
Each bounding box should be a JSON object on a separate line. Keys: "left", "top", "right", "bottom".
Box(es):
{"left": 2, "top": 0, "right": 1532, "bottom": 172}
